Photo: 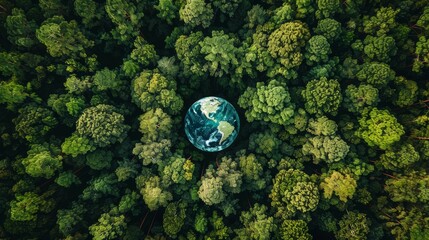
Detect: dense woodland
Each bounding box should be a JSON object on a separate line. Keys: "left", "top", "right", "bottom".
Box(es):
{"left": 0, "top": 0, "right": 429, "bottom": 239}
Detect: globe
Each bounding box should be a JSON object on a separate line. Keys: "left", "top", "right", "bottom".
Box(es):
{"left": 184, "top": 97, "right": 240, "bottom": 152}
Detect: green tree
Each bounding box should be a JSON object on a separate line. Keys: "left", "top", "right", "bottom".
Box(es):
{"left": 39, "top": 0, "right": 67, "bottom": 18}
{"left": 10, "top": 192, "right": 54, "bottom": 222}
{"left": 356, "top": 108, "right": 404, "bottom": 150}
{"left": 123, "top": 37, "right": 159, "bottom": 78}
{"left": 238, "top": 80, "right": 295, "bottom": 125}
{"left": 237, "top": 151, "right": 267, "bottom": 191}
{"left": 89, "top": 213, "right": 126, "bottom": 240}
{"left": 212, "top": 0, "right": 242, "bottom": 17}
{"left": 76, "top": 104, "right": 129, "bottom": 147}
{"left": 198, "top": 157, "right": 242, "bottom": 205}
{"left": 413, "top": 36, "right": 429, "bottom": 72}
{"left": 272, "top": 3, "right": 295, "bottom": 26}
{"left": 13, "top": 104, "right": 57, "bottom": 143}
{"left": 363, "top": 7, "right": 399, "bottom": 36}
{"left": 316, "top": 0, "right": 340, "bottom": 19}
{"left": 198, "top": 175, "right": 225, "bottom": 205}
{"left": 302, "top": 77, "right": 342, "bottom": 116}
{"left": 302, "top": 135, "right": 349, "bottom": 164}
{"left": 74, "top": 0, "right": 103, "bottom": 27}
{"left": 280, "top": 219, "right": 312, "bottom": 240}
{"left": 194, "top": 210, "right": 208, "bottom": 233}
{"left": 55, "top": 171, "right": 81, "bottom": 188}
{"left": 22, "top": 144, "right": 62, "bottom": 178}
{"left": 384, "top": 171, "right": 429, "bottom": 203}
{"left": 85, "top": 150, "right": 113, "bottom": 170}
{"left": 335, "top": 211, "right": 371, "bottom": 240}
{"left": 199, "top": 31, "right": 240, "bottom": 78}
{"left": 343, "top": 84, "right": 379, "bottom": 113}
{"left": 163, "top": 201, "right": 186, "bottom": 238}
{"left": 379, "top": 144, "right": 420, "bottom": 171}
{"left": 155, "top": 0, "right": 178, "bottom": 24}
{"left": 57, "top": 202, "right": 86, "bottom": 235}
{"left": 0, "top": 80, "right": 29, "bottom": 110}
{"left": 141, "top": 176, "right": 172, "bottom": 211}
{"left": 393, "top": 77, "right": 418, "bottom": 107}
{"left": 36, "top": 16, "right": 94, "bottom": 58}
{"left": 306, "top": 116, "right": 337, "bottom": 136}
{"left": 5, "top": 8, "right": 37, "bottom": 48}
{"left": 133, "top": 139, "right": 172, "bottom": 165}
{"left": 61, "top": 134, "right": 95, "bottom": 157}
{"left": 138, "top": 108, "right": 172, "bottom": 143}
{"left": 131, "top": 70, "right": 183, "bottom": 114}
{"left": 93, "top": 68, "right": 120, "bottom": 91}
{"left": 179, "top": 0, "right": 214, "bottom": 28}
{"left": 105, "top": 0, "right": 144, "bottom": 43}
{"left": 235, "top": 204, "right": 276, "bottom": 240}
{"left": 115, "top": 159, "right": 139, "bottom": 182}
{"left": 314, "top": 18, "right": 342, "bottom": 43}
{"left": 356, "top": 62, "right": 395, "bottom": 88}
{"left": 305, "top": 35, "right": 331, "bottom": 65}
{"left": 320, "top": 171, "right": 357, "bottom": 202}
{"left": 268, "top": 21, "right": 311, "bottom": 79}
{"left": 162, "top": 155, "right": 194, "bottom": 186}
{"left": 270, "top": 169, "right": 319, "bottom": 219}
{"left": 206, "top": 211, "right": 232, "bottom": 239}
{"left": 175, "top": 31, "right": 205, "bottom": 78}
{"left": 363, "top": 35, "right": 397, "bottom": 63}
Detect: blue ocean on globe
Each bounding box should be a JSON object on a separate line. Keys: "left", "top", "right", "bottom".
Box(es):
{"left": 184, "top": 97, "right": 240, "bottom": 152}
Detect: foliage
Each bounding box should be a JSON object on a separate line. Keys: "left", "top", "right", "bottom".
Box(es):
{"left": 356, "top": 108, "right": 405, "bottom": 150}
{"left": 238, "top": 80, "right": 294, "bottom": 125}
{"left": 76, "top": 104, "right": 130, "bottom": 147}
{"left": 235, "top": 204, "right": 276, "bottom": 240}
{"left": 302, "top": 77, "right": 342, "bottom": 116}
{"left": 22, "top": 143, "right": 62, "bottom": 178}
{"left": 131, "top": 70, "right": 183, "bottom": 114}
{"left": 36, "top": 16, "right": 94, "bottom": 58}
{"left": 267, "top": 21, "right": 310, "bottom": 78}
{"left": 320, "top": 171, "right": 357, "bottom": 202}
{"left": 280, "top": 219, "right": 312, "bottom": 240}
{"left": 163, "top": 201, "right": 186, "bottom": 237}
{"left": 335, "top": 211, "right": 371, "bottom": 240}
{"left": 1, "top": 0, "right": 429, "bottom": 239}
{"left": 270, "top": 169, "right": 319, "bottom": 219}
{"left": 179, "top": 0, "right": 213, "bottom": 28}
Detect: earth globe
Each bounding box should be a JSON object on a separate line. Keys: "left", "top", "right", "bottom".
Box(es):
{"left": 184, "top": 96, "right": 240, "bottom": 152}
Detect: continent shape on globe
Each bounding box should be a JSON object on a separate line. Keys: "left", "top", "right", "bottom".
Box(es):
{"left": 185, "top": 97, "right": 240, "bottom": 152}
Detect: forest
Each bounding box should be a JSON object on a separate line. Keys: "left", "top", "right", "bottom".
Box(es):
{"left": 0, "top": 0, "right": 429, "bottom": 239}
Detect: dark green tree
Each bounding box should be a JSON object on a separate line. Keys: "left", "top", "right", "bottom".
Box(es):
{"left": 335, "top": 211, "right": 371, "bottom": 240}
{"left": 76, "top": 104, "right": 130, "bottom": 147}
{"left": 5, "top": 8, "right": 37, "bottom": 48}
{"left": 163, "top": 201, "right": 187, "bottom": 238}
{"left": 270, "top": 169, "right": 319, "bottom": 219}
{"left": 179, "top": 0, "right": 214, "bottom": 28}
{"left": 343, "top": 84, "right": 379, "bottom": 113}
{"left": 280, "top": 219, "right": 312, "bottom": 240}
{"left": 238, "top": 80, "right": 295, "bottom": 125}
{"left": 36, "top": 16, "right": 94, "bottom": 58}
{"left": 302, "top": 77, "right": 342, "bottom": 116}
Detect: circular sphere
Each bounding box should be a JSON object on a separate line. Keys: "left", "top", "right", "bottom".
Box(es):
{"left": 184, "top": 97, "right": 240, "bottom": 152}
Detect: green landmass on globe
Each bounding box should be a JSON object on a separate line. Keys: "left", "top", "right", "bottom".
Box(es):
{"left": 218, "top": 121, "right": 234, "bottom": 144}
{"left": 185, "top": 97, "right": 240, "bottom": 152}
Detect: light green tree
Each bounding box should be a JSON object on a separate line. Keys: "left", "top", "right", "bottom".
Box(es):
{"left": 356, "top": 108, "right": 404, "bottom": 150}
{"left": 302, "top": 77, "right": 342, "bottom": 116}
{"left": 320, "top": 171, "right": 357, "bottom": 202}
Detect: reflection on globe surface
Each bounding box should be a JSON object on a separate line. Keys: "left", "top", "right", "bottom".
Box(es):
{"left": 184, "top": 97, "right": 240, "bottom": 152}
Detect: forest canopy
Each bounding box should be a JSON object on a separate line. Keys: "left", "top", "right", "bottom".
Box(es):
{"left": 1, "top": 0, "right": 429, "bottom": 239}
